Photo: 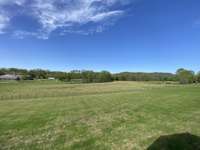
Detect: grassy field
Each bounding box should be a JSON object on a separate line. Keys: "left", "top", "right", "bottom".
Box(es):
{"left": 0, "top": 81, "right": 200, "bottom": 149}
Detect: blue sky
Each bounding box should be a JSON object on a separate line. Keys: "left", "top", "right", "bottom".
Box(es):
{"left": 0, "top": 0, "right": 200, "bottom": 73}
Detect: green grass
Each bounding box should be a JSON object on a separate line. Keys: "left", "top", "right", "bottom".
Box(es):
{"left": 0, "top": 81, "right": 200, "bottom": 149}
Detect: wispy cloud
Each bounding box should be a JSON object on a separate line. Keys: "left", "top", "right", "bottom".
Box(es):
{"left": 0, "top": 12, "right": 9, "bottom": 34}
{"left": 0, "top": 10, "right": 10, "bottom": 34}
{"left": 0, "top": 0, "right": 133, "bottom": 39}
{"left": 0, "top": 0, "right": 25, "bottom": 5}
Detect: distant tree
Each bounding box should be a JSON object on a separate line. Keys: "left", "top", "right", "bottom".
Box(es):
{"left": 28, "top": 69, "right": 48, "bottom": 79}
{"left": 176, "top": 68, "right": 195, "bottom": 84}
{"left": 81, "top": 71, "right": 95, "bottom": 83}
{"left": 8, "top": 68, "right": 19, "bottom": 75}
{"left": 0, "top": 70, "right": 5, "bottom": 75}
{"left": 69, "top": 70, "right": 82, "bottom": 79}
{"left": 56, "top": 73, "right": 67, "bottom": 81}
{"left": 113, "top": 72, "right": 176, "bottom": 82}
{"left": 176, "top": 68, "right": 185, "bottom": 74}
{"left": 29, "top": 70, "right": 37, "bottom": 79}
{"left": 196, "top": 72, "right": 200, "bottom": 83}
{"left": 98, "top": 71, "right": 112, "bottom": 82}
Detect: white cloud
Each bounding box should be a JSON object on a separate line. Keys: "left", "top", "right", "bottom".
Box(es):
{"left": 13, "top": 30, "right": 49, "bottom": 39}
{"left": 90, "top": 10, "right": 124, "bottom": 22}
{"left": 0, "top": 0, "right": 25, "bottom": 5}
{"left": 31, "top": 0, "right": 126, "bottom": 34}
{"left": 0, "top": 0, "right": 133, "bottom": 38}
{"left": 0, "top": 13, "right": 9, "bottom": 34}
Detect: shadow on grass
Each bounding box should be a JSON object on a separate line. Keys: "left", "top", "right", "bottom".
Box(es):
{"left": 147, "top": 133, "right": 200, "bottom": 150}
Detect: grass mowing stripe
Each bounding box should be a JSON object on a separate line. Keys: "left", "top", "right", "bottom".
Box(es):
{"left": 0, "top": 81, "right": 200, "bottom": 149}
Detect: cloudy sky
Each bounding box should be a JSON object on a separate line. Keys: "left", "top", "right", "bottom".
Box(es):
{"left": 0, "top": 0, "right": 134, "bottom": 38}
{"left": 0, "top": 0, "right": 200, "bottom": 72}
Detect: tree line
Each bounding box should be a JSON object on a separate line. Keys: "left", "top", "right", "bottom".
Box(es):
{"left": 113, "top": 72, "right": 176, "bottom": 81}
{"left": 0, "top": 68, "right": 112, "bottom": 83}
{"left": 0, "top": 68, "right": 200, "bottom": 84}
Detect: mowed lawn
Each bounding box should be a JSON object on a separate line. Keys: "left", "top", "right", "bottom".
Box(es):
{"left": 0, "top": 81, "right": 200, "bottom": 150}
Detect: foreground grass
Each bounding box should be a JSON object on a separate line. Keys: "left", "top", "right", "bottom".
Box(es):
{"left": 0, "top": 81, "right": 200, "bottom": 149}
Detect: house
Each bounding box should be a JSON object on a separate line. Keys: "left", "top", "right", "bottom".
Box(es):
{"left": 0, "top": 74, "right": 21, "bottom": 80}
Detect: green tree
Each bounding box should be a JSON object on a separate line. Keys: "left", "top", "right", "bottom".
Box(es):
{"left": 196, "top": 72, "right": 200, "bottom": 83}
{"left": 176, "top": 68, "right": 195, "bottom": 84}
{"left": 0, "top": 70, "right": 5, "bottom": 75}
{"left": 97, "top": 71, "right": 112, "bottom": 82}
{"left": 82, "top": 71, "right": 95, "bottom": 83}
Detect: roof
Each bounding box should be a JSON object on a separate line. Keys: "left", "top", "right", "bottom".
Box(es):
{"left": 0, "top": 74, "right": 21, "bottom": 80}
